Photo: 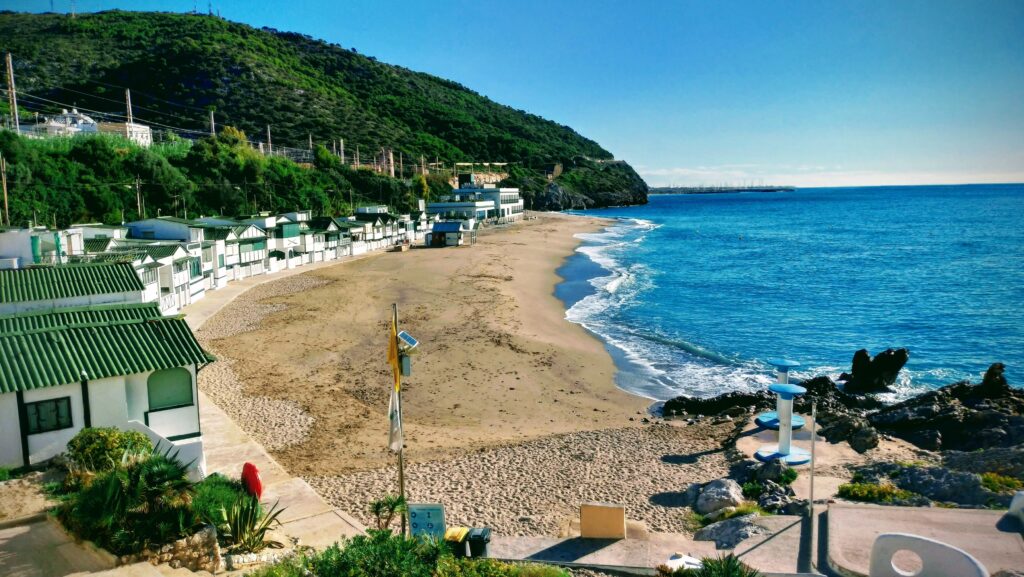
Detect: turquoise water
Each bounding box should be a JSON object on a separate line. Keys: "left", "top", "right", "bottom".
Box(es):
{"left": 558, "top": 185, "right": 1024, "bottom": 401}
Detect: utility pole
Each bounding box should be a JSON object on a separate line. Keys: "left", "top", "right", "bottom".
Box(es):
{"left": 308, "top": 133, "right": 313, "bottom": 150}
{"left": 125, "top": 88, "right": 133, "bottom": 126}
{"left": 1, "top": 153, "right": 9, "bottom": 227}
{"left": 135, "top": 176, "right": 142, "bottom": 219}
{"left": 340, "top": 138, "right": 345, "bottom": 164}
{"left": 266, "top": 125, "right": 272, "bottom": 154}
{"left": 399, "top": 152, "right": 403, "bottom": 179}
{"left": 392, "top": 303, "right": 407, "bottom": 537}
{"left": 388, "top": 149, "right": 395, "bottom": 178}
{"left": 355, "top": 145, "right": 360, "bottom": 167}
{"left": 6, "top": 53, "right": 19, "bottom": 133}
{"left": 209, "top": 110, "right": 216, "bottom": 136}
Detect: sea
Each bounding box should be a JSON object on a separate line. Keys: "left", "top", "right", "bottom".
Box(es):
{"left": 556, "top": 184, "right": 1024, "bottom": 402}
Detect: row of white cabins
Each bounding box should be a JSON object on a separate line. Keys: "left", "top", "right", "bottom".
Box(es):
{"left": 0, "top": 184, "right": 523, "bottom": 476}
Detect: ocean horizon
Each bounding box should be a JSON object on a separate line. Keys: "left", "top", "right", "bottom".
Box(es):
{"left": 558, "top": 183, "right": 1024, "bottom": 402}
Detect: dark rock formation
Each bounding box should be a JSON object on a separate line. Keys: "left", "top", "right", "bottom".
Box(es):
{"left": 854, "top": 463, "right": 1013, "bottom": 508}
{"left": 757, "top": 480, "right": 795, "bottom": 512}
{"left": 663, "top": 390, "right": 774, "bottom": 418}
{"left": 839, "top": 348, "right": 910, "bottom": 394}
{"left": 533, "top": 183, "right": 594, "bottom": 211}
{"left": 944, "top": 444, "right": 1024, "bottom": 480}
{"left": 869, "top": 363, "right": 1024, "bottom": 451}
{"left": 693, "top": 514, "right": 770, "bottom": 549}
{"left": 818, "top": 415, "right": 880, "bottom": 453}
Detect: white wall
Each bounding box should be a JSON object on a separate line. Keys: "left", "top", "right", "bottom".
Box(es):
{"left": 24, "top": 383, "right": 85, "bottom": 465}
{"left": 0, "top": 394, "right": 22, "bottom": 467}
{"left": 87, "top": 375, "right": 130, "bottom": 428}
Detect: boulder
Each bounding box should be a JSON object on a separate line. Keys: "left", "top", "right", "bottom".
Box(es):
{"left": 944, "top": 445, "right": 1024, "bottom": 480}
{"left": 752, "top": 459, "right": 789, "bottom": 484}
{"left": 757, "top": 480, "right": 793, "bottom": 512}
{"left": 781, "top": 499, "right": 811, "bottom": 516}
{"left": 839, "top": 348, "right": 909, "bottom": 394}
{"left": 818, "top": 414, "right": 879, "bottom": 453}
{"left": 694, "top": 514, "right": 770, "bottom": 549}
{"left": 663, "top": 390, "right": 774, "bottom": 418}
{"left": 854, "top": 463, "right": 1011, "bottom": 507}
{"left": 696, "top": 479, "right": 745, "bottom": 515}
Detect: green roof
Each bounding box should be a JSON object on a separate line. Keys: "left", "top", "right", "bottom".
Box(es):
{"left": 0, "top": 303, "right": 162, "bottom": 334}
{"left": 0, "top": 263, "right": 144, "bottom": 304}
{"left": 84, "top": 238, "right": 114, "bottom": 253}
{"left": 0, "top": 304, "right": 215, "bottom": 393}
{"left": 200, "top": 227, "right": 232, "bottom": 241}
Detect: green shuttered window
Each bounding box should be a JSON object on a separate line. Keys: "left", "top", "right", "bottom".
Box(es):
{"left": 26, "top": 397, "right": 73, "bottom": 434}
{"left": 147, "top": 367, "right": 193, "bottom": 410}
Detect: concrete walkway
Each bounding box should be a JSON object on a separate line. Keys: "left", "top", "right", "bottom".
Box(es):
{"left": 184, "top": 256, "right": 368, "bottom": 549}
{"left": 0, "top": 518, "right": 113, "bottom": 577}
{"left": 198, "top": 391, "right": 364, "bottom": 549}
{"left": 826, "top": 503, "right": 1024, "bottom": 576}
{"left": 491, "top": 515, "right": 807, "bottom": 574}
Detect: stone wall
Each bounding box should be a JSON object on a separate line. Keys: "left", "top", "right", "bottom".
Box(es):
{"left": 119, "top": 525, "right": 222, "bottom": 573}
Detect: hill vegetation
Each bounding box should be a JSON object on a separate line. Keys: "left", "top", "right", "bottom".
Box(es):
{"left": 0, "top": 10, "right": 647, "bottom": 224}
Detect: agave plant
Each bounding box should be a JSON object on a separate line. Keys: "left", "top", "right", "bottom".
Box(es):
{"left": 217, "top": 495, "right": 285, "bottom": 553}
{"left": 657, "top": 554, "right": 763, "bottom": 577}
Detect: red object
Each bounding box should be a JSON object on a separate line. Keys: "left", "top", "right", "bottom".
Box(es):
{"left": 241, "top": 462, "right": 263, "bottom": 500}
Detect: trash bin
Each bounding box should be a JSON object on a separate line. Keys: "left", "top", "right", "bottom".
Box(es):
{"left": 444, "top": 526, "right": 469, "bottom": 558}
{"left": 466, "top": 527, "right": 491, "bottom": 558}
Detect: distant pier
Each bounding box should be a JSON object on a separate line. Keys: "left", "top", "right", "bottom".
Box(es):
{"left": 651, "top": 185, "right": 796, "bottom": 195}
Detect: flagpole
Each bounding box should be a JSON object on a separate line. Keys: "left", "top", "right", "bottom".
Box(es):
{"left": 393, "top": 302, "right": 407, "bottom": 537}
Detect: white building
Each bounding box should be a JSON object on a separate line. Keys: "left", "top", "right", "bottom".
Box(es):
{"left": 0, "top": 226, "right": 84, "bottom": 269}
{"left": 426, "top": 194, "right": 496, "bottom": 222}
{"left": 0, "top": 302, "right": 214, "bottom": 478}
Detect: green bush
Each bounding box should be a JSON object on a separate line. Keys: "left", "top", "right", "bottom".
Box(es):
{"left": 980, "top": 472, "right": 1024, "bottom": 493}
{"left": 837, "top": 482, "right": 914, "bottom": 504}
{"left": 192, "top": 474, "right": 258, "bottom": 528}
{"left": 310, "top": 531, "right": 444, "bottom": 577}
{"left": 779, "top": 467, "right": 798, "bottom": 486}
{"left": 657, "top": 554, "right": 763, "bottom": 576}
{"left": 57, "top": 450, "right": 197, "bottom": 555}
{"left": 0, "top": 467, "right": 10, "bottom": 482}
{"left": 66, "top": 427, "right": 153, "bottom": 472}
{"left": 714, "top": 503, "right": 769, "bottom": 523}
{"left": 741, "top": 481, "right": 763, "bottom": 499}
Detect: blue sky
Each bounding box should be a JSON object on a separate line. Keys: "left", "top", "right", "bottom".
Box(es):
{"left": 9, "top": 0, "right": 1024, "bottom": 186}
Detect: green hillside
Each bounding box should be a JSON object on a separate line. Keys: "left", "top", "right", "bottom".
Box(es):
{"left": 0, "top": 10, "right": 647, "bottom": 220}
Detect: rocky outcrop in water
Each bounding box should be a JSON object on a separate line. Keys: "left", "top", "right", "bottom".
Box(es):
{"left": 839, "top": 348, "right": 910, "bottom": 394}
{"left": 869, "top": 363, "right": 1024, "bottom": 451}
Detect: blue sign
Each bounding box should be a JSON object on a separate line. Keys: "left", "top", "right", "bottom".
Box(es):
{"left": 408, "top": 503, "right": 446, "bottom": 539}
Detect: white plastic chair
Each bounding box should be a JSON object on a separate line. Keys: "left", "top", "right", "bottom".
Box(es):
{"left": 868, "top": 533, "right": 988, "bottom": 577}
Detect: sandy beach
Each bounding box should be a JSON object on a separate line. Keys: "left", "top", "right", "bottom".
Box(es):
{"left": 197, "top": 213, "right": 652, "bottom": 476}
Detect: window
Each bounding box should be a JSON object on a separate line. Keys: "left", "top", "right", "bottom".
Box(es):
{"left": 147, "top": 368, "right": 193, "bottom": 411}
{"left": 190, "top": 258, "right": 201, "bottom": 278}
{"left": 218, "top": 254, "right": 224, "bottom": 268}
{"left": 26, "top": 397, "right": 73, "bottom": 435}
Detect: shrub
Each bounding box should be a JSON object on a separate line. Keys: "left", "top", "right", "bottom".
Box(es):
{"left": 66, "top": 427, "right": 153, "bottom": 472}
{"left": 741, "top": 481, "right": 763, "bottom": 499}
{"left": 243, "top": 555, "right": 307, "bottom": 577}
{"left": 0, "top": 467, "right": 10, "bottom": 482}
{"left": 980, "top": 472, "right": 1023, "bottom": 493}
{"left": 682, "top": 510, "right": 706, "bottom": 532}
{"left": 715, "top": 503, "right": 769, "bottom": 523}
{"left": 837, "top": 482, "right": 914, "bottom": 504}
{"left": 657, "top": 553, "right": 763, "bottom": 576}
{"left": 778, "top": 467, "right": 798, "bottom": 486}
{"left": 311, "top": 531, "right": 443, "bottom": 577}
{"left": 218, "top": 496, "right": 285, "bottom": 553}
{"left": 193, "top": 474, "right": 258, "bottom": 528}
{"left": 57, "top": 450, "right": 197, "bottom": 555}
{"left": 369, "top": 494, "right": 407, "bottom": 531}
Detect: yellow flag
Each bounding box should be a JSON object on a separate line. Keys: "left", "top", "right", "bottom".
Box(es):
{"left": 388, "top": 315, "right": 401, "bottom": 392}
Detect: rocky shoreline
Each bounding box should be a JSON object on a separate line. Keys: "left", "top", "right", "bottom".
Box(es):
{"left": 663, "top": 350, "right": 1024, "bottom": 510}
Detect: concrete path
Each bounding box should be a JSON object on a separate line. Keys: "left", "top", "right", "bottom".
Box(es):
{"left": 183, "top": 255, "right": 368, "bottom": 550}
{"left": 826, "top": 503, "right": 1024, "bottom": 576}
{"left": 199, "top": 387, "right": 364, "bottom": 549}
{"left": 0, "top": 519, "right": 113, "bottom": 577}
{"left": 491, "top": 515, "right": 807, "bottom": 574}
